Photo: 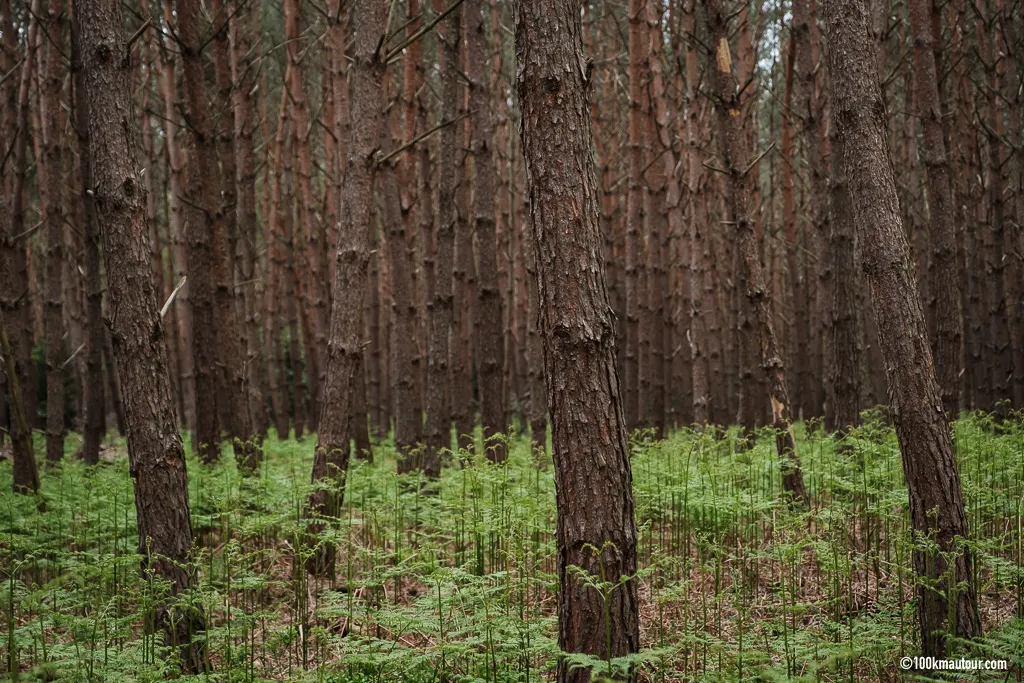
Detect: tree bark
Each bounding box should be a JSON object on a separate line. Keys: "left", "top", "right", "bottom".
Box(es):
{"left": 514, "top": 1, "right": 641, "bottom": 680}
{"left": 624, "top": 0, "right": 646, "bottom": 433}
{"left": 908, "top": 0, "right": 962, "bottom": 417}
{"left": 467, "top": 0, "right": 507, "bottom": 461}
{"left": 823, "top": 0, "right": 982, "bottom": 658}
{"left": 3, "top": 0, "right": 41, "bottom": 442}
{"left": 78, "top": 0, "right": 205, "bottom": 668}
{"left": 308, "top": 0, "right": 387, "bottom": 573}
{"left": 424, "top": 0, "right": 461, "bottom": 475}
{"left": 70, "top": 0, "right": 105, "bottom": 465}
{"left": 705, "top": 0, "right": 807, "bottom": 504}
{"left": 40, "top": 0, "right": 67, "bottom": 464}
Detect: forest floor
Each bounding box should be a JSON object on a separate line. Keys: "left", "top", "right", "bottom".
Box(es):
{"left": 2, "top": 411, "right": 1024, "bottom": 682}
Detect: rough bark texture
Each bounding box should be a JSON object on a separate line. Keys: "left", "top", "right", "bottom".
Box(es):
{"left": 705, "top": 0, "right": 807, "bottom": 505}
{"left": 823, "top": 0, "right": 982, "bottom": 658}
{"left": 78, "top": 0, "right": 205, "bottom": 669}
{"left": 909, "top": 0, "right": 962, "bottom": 417}
{"left": 467, "top": 0, "right": 508, "bottom": 462}
{"left": 514, "top": 1, "right": 641, "bottom": 680}
{"left": 308, "top": 0, "right": 387, "bottom": 573}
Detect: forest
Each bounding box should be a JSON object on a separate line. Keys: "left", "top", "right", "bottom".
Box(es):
{"left": 1, "top": 0, "right": 1024, "bottom": 679}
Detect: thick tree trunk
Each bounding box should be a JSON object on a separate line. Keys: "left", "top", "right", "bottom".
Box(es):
{"left": 514, "top": 1, "right": 641, "bottom": 680}
{"left": 308, "top": 0, "right": 387, "bottom": 574}
{"left": 0, "top": 306, "right": 39, "bottom": 493}
{"left": 41, "top": 0, "right": 67, "bottom": 464}
{"left": 467, "top": 0, "right": 507, "bottom": 461}
{"left": 908, "top": 0, "right": 962, "bottom": 417}
{"left": 78, "top": 0, "right": 205, "bottom": 669}
{"left": 823, "top": 0, "right": 982, "bottom": 658}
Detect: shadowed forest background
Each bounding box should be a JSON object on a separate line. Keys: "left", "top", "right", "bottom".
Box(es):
{"left": 1, "top": 0, "right": 1024, "bottom": 679}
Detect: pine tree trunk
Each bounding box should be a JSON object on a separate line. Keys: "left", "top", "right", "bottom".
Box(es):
{"left": 78, "top": 0, "right": 205, "bottom": 668}
{"left": 467, "top": 0, "right": 507, "bottom": 461}
{"left": 233, "top": 0, "right": 270, "bottom": 437}
{"left": 159, "top": 0, "right": 196, "bottom": 431}
{"left": 308, "top": 0, "right": 387, "bottom": 574}
{"left": 908, "top": 0, "right": 962, "bottom": 417}
{"left": 823, "top": 0, "right": 982, "bottom": 658}
{"left": 4, "top": 0, "right": 41, "bottom": 443}
{"left": 514, "top": 0, "right": 642, "bottom": 679}
{"left": 624, "top": 0, "right": 646, "bottom": 433}
{"left": 705, "top": 0, "right": 807, "bottom": 505}
{"left": 41, "top": 0, "right": 67, "bottom": 464}
{"left": 424, "top": 0, "right": 461, "bottom": 475}
{"left": 70, "top": 4, "right": 105, "bottom": 465}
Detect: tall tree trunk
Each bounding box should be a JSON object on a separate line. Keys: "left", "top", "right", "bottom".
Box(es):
{"left": 284, "top": 0, "right": 324, "bottom": 424}
{"left": 70, "top": 0, "right": 105, "bottom": 465}
{"left": 383, "top": 96, "right": 425, "bottom": 467}
{"left": 424, "top": 0, "right": 461, "bottom": 475}
{"left": 515, "top": 1, "right": 641, "bottom": 680}
{"left": 41, "top": 0, "right": 67, "bottom": 464}
{"left": 159, "top": 0, "right": 196, "bottom": 431}
{"left": 908, "top": 0, "right": 962, "bottom": 417}
{"left": 308, "top": 0, "right": 387, "bottom": 574}
{"left": 823, "top": 0, "right": 982, "bottom": 658}
{"left": 827, "top": 130, "right": 861, "bottom": 432}
{"left": 683, "top": 0, "right": 709, "bottom": 426}
{"left": 452, "top": 103, "right": 477, "bottom": 451}
{"left": 624, "top": 0, "right": 646, "bottom": 432}
{"left": 705, "top": 0, "right": 807, "bottom": 505}
{"left": 233, "top": 0, "right": 269, "bottom": 437}
{"left": 78, "top": 0, "right": 205, "bottom": 668}
{"left": 4, "top": 0, "right": 41, "bottom": 442}
{"left": 467, "top": 0, "right": 507, "bottom": 461}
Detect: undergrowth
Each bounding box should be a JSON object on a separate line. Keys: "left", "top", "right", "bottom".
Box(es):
{"left": 2, "top": 411, "right": 1023, "bottom": 681}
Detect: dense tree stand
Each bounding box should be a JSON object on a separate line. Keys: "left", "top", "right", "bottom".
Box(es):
{"left": 824, "top": 0, "right": 981, "bottom": 659}
{"left": 515, "top": 1, "right": 641, "bottom": 680}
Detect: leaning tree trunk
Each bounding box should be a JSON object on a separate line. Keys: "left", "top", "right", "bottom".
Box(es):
{"left": 78, "top": 0, "right": 206, "bottom": 670}
{"left": 308, "top": 0, "right": 387, "bottom": 575}
{"left": 514, "top": 1, "right": 641, "bottom": 680}
{"left": 704, "top": 0, "right": 807, "bottom": 505}
{"left": 908, "top": 0, "right": 962, "bottom": 417}
{"left": 823, "top": 0, "right": 982, "bottom": 659}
